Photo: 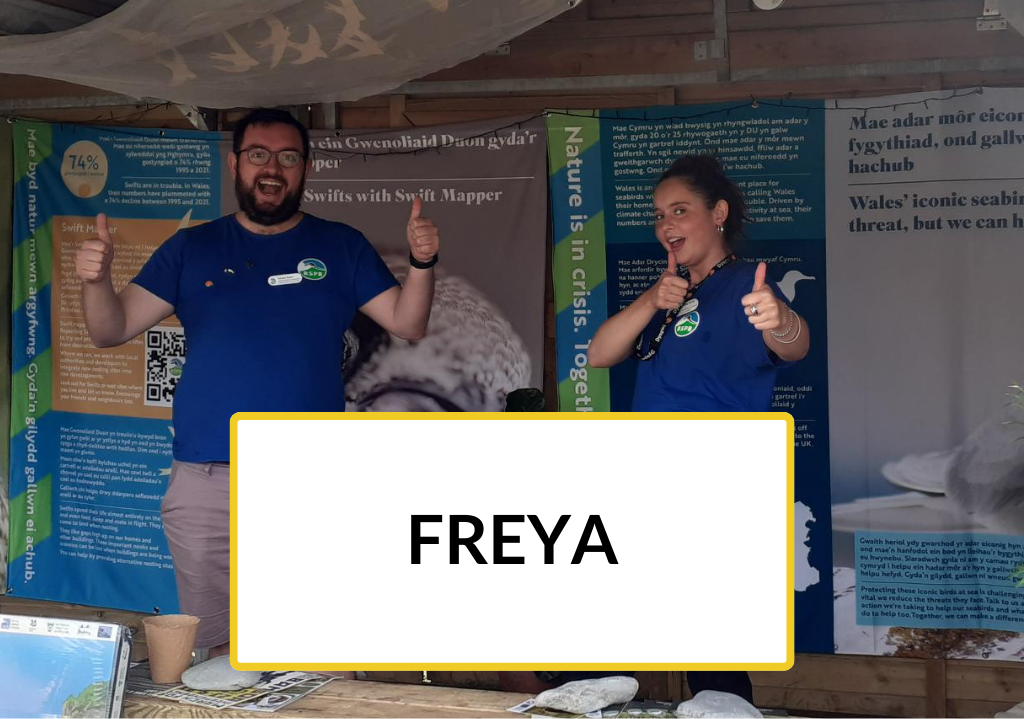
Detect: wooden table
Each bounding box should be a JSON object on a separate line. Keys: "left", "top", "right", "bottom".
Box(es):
{"left": 123, "top": 680, "right": 532, "bottom": 718}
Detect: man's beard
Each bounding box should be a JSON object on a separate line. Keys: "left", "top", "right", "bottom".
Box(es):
{"left": 236, "top": 172, "right": 305, "bottom": 226}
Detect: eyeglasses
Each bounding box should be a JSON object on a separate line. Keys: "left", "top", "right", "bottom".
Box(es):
{"left": 238, "top": 147, "right": 305, "bottom": 168}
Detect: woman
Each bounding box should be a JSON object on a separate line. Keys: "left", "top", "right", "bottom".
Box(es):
{"left": 588, "top": 154, "right": 810, "bottom": 703}
{"left": 589, "top": 154, "right": 809, "bottom": 411}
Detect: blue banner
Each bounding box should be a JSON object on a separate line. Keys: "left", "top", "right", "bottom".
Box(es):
{"left": 548, "top": 102, "right": 834, "bottom": 653}
{"left": 8, "top": 121, "right": 222, "bottom": 612}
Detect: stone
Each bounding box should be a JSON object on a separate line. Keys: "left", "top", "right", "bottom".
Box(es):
{"left": 535, "top": 676, "right": 639, "bottom": 714}
{"left": 181, "top": 655, "right": 262, "bottom": 690}
{"left": 676, "top": 690, "right": 762, "bottom": 718}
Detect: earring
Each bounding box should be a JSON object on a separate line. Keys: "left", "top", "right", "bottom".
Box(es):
{"left": 716, "top": 224, "right": 724, "bottom": 234}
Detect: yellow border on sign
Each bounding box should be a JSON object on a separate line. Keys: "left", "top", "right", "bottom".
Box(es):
{"left": 229, "top": 411, "right": 795, "bottom": 672}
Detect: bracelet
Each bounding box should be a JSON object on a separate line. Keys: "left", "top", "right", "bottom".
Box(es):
{"left": 409, "top": 252, "right": 438, "bottom": 269}
{"left": 772, "top": 313, "right": 802, "bottom": 345}
{"left": 770, "top": 307, "right": 795, "bottom": 339}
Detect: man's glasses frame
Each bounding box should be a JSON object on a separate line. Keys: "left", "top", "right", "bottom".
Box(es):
{"left": 237, "top": 146, "right": 305, "bottom": 168}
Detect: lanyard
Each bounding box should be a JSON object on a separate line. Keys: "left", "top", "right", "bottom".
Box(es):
{"left": 634, "top": 253, "right": 738, "bottom": 361}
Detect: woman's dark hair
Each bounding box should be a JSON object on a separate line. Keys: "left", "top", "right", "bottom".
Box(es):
{"left": 656, "top": 154, "right": 749, "bottom": 247}
{"left": 232, "top": 108, "right": 310, "bottom": 159}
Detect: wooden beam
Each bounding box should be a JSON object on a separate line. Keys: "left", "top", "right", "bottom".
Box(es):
{"left": 389, "top": 94, "right": 410, "bottom": 128}
{"left": 311, "top": 102, "right": 338, "bottom": 130}
{"left": 345, "top": 70, "right": 1024, "bottom": 128}
{"left": 396, "top": 71, "right": 719, "bottom": 97}
{"left": 588, "top": 0, "right": 714, "bottom": 19}
{"left": 761, "top": 0, "right": 931, "bottom": 8}
{"left": 522, "top": 16, "right": 715, "bottom": 40}
{"left": 555, "top": 0, "right": 591, "bottom": 21}
{"left": 0, "top": 103, "right": 195, "bottom": 128}
{"left": 731, "top": 55, "right": 1024, "bottom": 83}
{"left": 946, "top": 659, "right": 1024, "bottom": 702}
{"left": 925, "top": 658, "right": 947, "bottom": 717}
{"left": 666, "top": 671, "right": 684, "bottom": 702}
{"left": 755, "top": 685, "right": 928, "bottom": 716}
{"left": 949, "top": 697, "right": 1024, "bottom": 718}
{"left": 422, "top": 33, "right": 720, "bottom": 82}
{"left": 752, "top": 653, "right": 927, "bottom": 697}
{"left": 291, "top": 104, "right": 311, "bottom": 130}
{"left": 728, "top": 0, "right": 979, "bottom": 32}
{"left": 730, "top": 17, "right": 1024, "bottom": 71}
{"left": 392, "top": 56, "right": 1024, "bottom": 100}
{"left": 714, "top": 0, "right": 731, "bottom": 81}
{"left": 0, "top": 93, "right": 146, "bottom": 111}
{"left": 0, "top": 74, "right": 115, "bottom": 102}
{"left": 400, "top": 92, "right": 669, "bottom": 111}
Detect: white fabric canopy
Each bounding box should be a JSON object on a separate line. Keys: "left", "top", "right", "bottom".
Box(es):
{"left": 0, "top": 0, "right": 574, "bottom": 108}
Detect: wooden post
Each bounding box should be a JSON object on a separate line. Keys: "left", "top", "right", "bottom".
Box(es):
{"left": 311, "top": 102, "right": 338, "bottom": 130}
{"left": 925, "top": 658, "right": 947, "bottom": 718}
{"left": 667, "top": 671, "right": 684, "bottom": 702}
{"left": 290, "top": 104, "right": 312, "bottom": 130}
{"left": 389, "top": 94, "right": 409, "bottom": 128}
{"left": 713, "top": 0, "right": 730, "bottom": 82}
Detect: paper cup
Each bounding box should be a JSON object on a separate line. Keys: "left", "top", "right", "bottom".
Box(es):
{"left": 142, "top": 614, "right": 200, "bottom": 683}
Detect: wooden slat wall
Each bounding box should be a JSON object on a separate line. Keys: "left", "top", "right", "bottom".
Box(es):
{"left": 419, "top": 0, "right": 1023, "bottom": 83}
{"left": 752, "top": 653, "right": 1024, "bottom": 717}
{"left": 338, "top": 0, "right": 1024, "bottom": 130}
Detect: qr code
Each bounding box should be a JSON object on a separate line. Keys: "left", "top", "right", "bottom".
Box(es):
{"left": 144, "top": 326, "right": 187, "bottom": 407}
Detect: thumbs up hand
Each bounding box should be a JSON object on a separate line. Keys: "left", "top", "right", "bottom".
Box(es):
{"left": 741, "top": 261, "right": 786, "bottom": 330}
{"left": 406, "top": 197, "right": 440, "bottom": 265}
{"left": 76, "top": 213, "right": 115, "bottom": 284}
{"left": 651, "top": 249, "right": 691, "bottom": 311}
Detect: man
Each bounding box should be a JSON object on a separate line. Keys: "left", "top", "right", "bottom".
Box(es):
{"left": 75, "top": 108, "right": 439, "bottom": 660}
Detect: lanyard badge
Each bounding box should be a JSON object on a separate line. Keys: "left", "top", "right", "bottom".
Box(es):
{"left": 635, "top": 254, "right": 737, "bottom": 361}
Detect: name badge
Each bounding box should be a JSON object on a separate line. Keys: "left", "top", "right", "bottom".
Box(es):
{"left": 268, "top": 273, "right": 303, "bottom": 286}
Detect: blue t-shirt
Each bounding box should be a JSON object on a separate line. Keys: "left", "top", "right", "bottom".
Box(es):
{"left": 631, "top": 261, "right": 791, "bottom": 413}
{"left": 132, "top": 214, "right": 398, "bottom": 461}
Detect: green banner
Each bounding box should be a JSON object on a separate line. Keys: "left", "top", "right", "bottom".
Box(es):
{"left": 546, "top": 113, "right": 609, "bottom": 412}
